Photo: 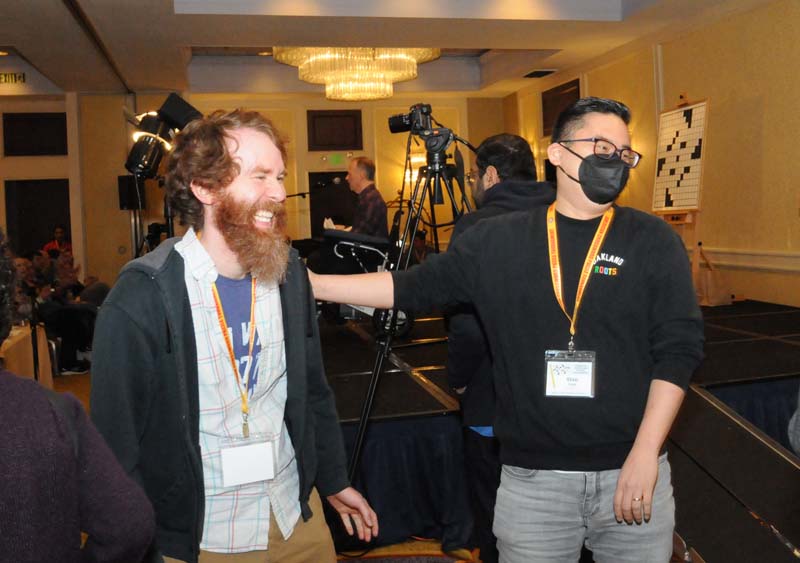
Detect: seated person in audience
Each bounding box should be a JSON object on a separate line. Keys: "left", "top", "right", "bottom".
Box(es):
{"left": 42, "top": 223, "right": 73, "bottom": 254}
{"left": 0, "top": 229, "right": 156, "bottom": 562}
{"left": 52, "top": 250, "right": 85, "bottom": 303}
{"left": 28, "top": 251, "right": 95, "bottom": 374}
{"left": 78, "top": 280, "right": 111, "bottom": 308}
{"left": 12, "top": 257, "right": 37, "bottom": 323}
{"left": 26, "top": 249, "right": 56, "bottom": 288}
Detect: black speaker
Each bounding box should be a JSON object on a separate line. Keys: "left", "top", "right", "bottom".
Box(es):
{"left": 118, "top": 175, "right": 146, "bottom": 210}
{"left": 158, "top": 93, "right": 202, "bottom": 130}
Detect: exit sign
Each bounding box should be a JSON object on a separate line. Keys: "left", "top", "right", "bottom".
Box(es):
{"left": 0, "top": 72, "right": 26, "bottom": 84}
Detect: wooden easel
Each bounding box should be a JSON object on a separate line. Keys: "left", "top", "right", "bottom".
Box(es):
{"left": 654, "top": 93, "right": 700, "bottom": 233}
{"left": 653, "top": 93, "right": 705, "bottom": 296}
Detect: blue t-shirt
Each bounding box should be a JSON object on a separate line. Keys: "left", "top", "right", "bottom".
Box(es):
{"left": 215, "top": 274, "right": 261, "bottom": 396}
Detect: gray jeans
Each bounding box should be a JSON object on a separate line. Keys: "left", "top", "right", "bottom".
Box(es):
{"left": 493, "top": 453, "right": 674, "bottom": 563}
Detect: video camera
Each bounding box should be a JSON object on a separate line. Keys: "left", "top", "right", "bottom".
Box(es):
{"left": 389, "top": 102, "right": 456, "bottom": 160}
{"left": 388, "top": 103, "right": 433, "bottom": 135}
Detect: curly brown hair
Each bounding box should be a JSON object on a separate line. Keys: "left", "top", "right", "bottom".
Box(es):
{"left": 164, "top": 109, "right": 288, "bottom": 230}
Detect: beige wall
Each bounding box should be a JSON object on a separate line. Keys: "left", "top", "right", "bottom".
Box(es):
{"left": 661, "top": 0, "right": 800, "bottom": 305}
{"left": 585, "top": 49, "right": 658, "bottom": 213}
{"left": 512, "top": 0, "right": 800, "bottom": 306}
{"left": 661, "top": 0, "right": 800, "bottom": 251}
{"left": 0, "top": 97, "right": 69, "bottom": 245}
{"left": 79, "top": 94, "right": 135, "bottom": 284}
{"left": 466, "top": 98, "right": 505, "bottom": 147}
{"left": 502, "top": 93, "right": 521, "bottom": 137}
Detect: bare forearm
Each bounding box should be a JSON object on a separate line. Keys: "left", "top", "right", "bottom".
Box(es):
{"left": 309, "top": 270, "right": 395, "bottom": 309}
{"left": 632, "top": 379, "right": 686, "bottom": 453}
{"left": 613, "top": 379, "right": 687, "bottom": 522}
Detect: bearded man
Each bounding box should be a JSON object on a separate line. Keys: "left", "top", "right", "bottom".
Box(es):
{"left": 91, "top": 109, "right": 377, "bottom": 563}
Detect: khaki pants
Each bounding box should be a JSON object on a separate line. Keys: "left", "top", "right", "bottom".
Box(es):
{"left": 164, "top": 488, "right": 336, "bottom": 563}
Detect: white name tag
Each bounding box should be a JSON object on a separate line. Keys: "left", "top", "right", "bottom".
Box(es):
{"left": 220, "top": 436, "right": 276, "bottom": 487}
{"left": 544, "top": 350, "right": 596, "bottom": 398}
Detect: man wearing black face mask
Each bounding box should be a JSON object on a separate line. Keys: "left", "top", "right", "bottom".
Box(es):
{"left": 310, "top": 97, "right": 704, "bottom": 563}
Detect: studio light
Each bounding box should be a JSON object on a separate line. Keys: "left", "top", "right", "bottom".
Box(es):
{"left": 125, "top": 113, "right": 172, "bottom": 179}
{"left": 124, "top": 93, "right": 202, "bottom": 179}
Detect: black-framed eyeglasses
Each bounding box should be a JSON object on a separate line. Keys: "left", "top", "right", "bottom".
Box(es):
{"left": 465, "top": 170, "right": 481, "bottom": 186}
{"left": 559, "top": 137, "right": 642, "bottom": 168}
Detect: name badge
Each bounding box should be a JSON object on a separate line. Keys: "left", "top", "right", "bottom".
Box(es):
{"left": 544, "top": 350, "right": 596, "bottom": 398}
{"left": 219, "top": 434, "right": 278, "bottom": 487}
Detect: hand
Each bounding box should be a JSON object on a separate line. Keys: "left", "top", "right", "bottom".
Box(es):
{"left": 326, "top": 487, "right": 379, "bottom": 542}
{"left": 323, "top": 217, "right": 335, "bottom": 230}
{"left": 613, "top": 446, "right": 659, "bottom": 525}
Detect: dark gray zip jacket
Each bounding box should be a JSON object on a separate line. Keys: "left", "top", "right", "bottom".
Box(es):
{"left": 90, "top": 239, "right": 348, "bottom": 563}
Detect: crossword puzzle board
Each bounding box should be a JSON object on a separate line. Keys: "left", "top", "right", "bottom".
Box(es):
{"left": 652, "top": 100, "right": 707, "bottom": 212}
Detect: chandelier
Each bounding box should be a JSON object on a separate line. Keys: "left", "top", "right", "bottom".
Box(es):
{"left": 272, "top": 47, "right": 440, "bottom": 101}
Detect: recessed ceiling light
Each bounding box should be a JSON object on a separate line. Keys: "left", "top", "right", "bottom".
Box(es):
{"left": 257, "top": 51, "right": 271, "bottom": 56}
{"left": 0, "top": 51, "right": 9, "bottom": 56}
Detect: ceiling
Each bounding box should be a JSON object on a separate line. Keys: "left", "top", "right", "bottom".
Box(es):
{"left": 0, "top": 0, "right": 773, "bottom": 97}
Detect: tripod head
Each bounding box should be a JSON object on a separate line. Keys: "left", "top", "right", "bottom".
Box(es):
{"left": 419, "top": 127, "right": 454, "bottom": 171}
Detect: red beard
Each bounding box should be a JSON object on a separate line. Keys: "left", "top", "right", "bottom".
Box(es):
{"left": 215, "top": 193, "right": 291, "bottom": 283}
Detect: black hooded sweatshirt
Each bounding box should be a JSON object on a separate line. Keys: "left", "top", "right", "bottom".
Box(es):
{"left": 447, "top": 179, "right": 556, "bottom": 427}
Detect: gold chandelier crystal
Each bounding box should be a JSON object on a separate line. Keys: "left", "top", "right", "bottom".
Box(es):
{"left": 272, "top": 47, "right": 440, "bottom": 101}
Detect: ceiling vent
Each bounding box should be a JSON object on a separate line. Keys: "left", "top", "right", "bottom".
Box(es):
{"left": 525, "top": 69, "right": 556, "bottom": 78}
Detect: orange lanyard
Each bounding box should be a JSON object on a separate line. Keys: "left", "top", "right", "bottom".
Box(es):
{"left": 546, "top": 203, "right": 614, "bottom": 351}
{"left": 211, "top": 276, "right": 257, "bottom": 437}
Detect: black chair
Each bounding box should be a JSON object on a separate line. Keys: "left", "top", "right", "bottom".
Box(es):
{"left": 317, "top": 213, "right": 415, "bottom": 336}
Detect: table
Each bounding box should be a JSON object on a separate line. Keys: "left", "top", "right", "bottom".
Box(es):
{"left": 0, "top": 324, "right": 53, "bottom": 389}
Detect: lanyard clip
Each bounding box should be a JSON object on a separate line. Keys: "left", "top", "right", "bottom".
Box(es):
{"left": 568, "top": 336, "right": 575, "bottom": 353}
{"left": 242, "top": 411, "right": 250, "bottom": 439}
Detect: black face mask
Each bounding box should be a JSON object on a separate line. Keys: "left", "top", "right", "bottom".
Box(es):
{"left": 559, "top": 150, "right": 630, "bottom": 204}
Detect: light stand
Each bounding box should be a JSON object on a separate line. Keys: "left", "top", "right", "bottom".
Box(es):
{"left": 123, "top": 94, "right": 202, "bottom": 256}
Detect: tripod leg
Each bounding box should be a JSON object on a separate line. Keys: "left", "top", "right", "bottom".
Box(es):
{"left": 443, "top": 165, "right": 472, "bottom": 217}
{"left": 347, "top": 333, "right": 393, "bottom": 481}
{"left": 347, "top": 166, "right": 433, "bottom": 478}
{"left": 396, "top": 168, "right": 429, "bottom": 271}
{"left": 427, "top": 176, "right": 441, "bottom": 254}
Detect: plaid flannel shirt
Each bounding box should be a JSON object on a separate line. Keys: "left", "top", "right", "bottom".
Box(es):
{"left": 175, "top": 228, "right": 301, "bottom": 553}
{"left": 351, "top": 184, "right": 388, "bottom": 238}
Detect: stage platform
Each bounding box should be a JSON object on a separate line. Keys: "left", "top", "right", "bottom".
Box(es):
{"left": 320, "top": 300, "right": 800, "bottom": 560}
{"left": 671, "top": 300, "right": 800, "bottom": 562}
{"left": 320, "top": 315, "right": 471, "bottom": 553}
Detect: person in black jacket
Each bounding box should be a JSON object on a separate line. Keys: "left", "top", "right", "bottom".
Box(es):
{"left": 0, "top": 230, "right": 155, "bottom": 563}
{"left": 91, "top": 109, "right": 377, "bottom": 563}
{"left": 448, "top": 133, "right": 555, "bottom": 563}
{"left": 310, "top": 97, "right": 704, "bottom": 563}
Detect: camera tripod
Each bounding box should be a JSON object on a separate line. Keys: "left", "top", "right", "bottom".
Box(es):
{"left": 346, "top": 135, "right": 474, "bottom": 480}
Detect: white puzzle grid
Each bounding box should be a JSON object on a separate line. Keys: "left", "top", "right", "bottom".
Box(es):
{"left": 652, "top": 101, "right": 706, "bottom": 211}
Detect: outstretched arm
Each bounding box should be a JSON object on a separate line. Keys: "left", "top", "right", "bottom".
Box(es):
{"left": 309, "top": 270, "right": 394, "bottom": 309}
